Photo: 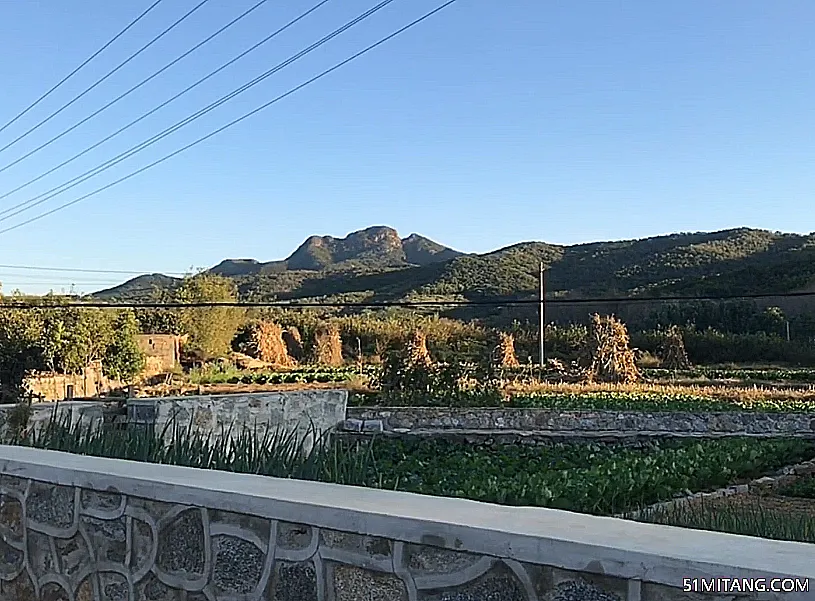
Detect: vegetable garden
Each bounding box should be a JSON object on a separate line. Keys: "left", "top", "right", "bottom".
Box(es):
{"left": 11, "top": 412, "right": 814, "bottom": 521}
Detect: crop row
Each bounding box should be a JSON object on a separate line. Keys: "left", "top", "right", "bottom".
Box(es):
{"left": 371, "top": 438, "right": 812, "bottom": 514}
{"left": 13, "top": 413, "right": 814, "bottom": 517}
{"left": 190, "top": 366, "right": 377, "bottom": 385}
{"left": 222, "top": 371, "right": 363, "bottom": 384}
{"left": 352, "top": 389, "right": 815, "bottom": 412}
{"left": 639, "top": 497, "right": 815, "bottom": 544}
{"left": 644, "top": 367, "right": 815, "bottom": 382}
{"left": 506, "top": 391, "right": 815, "bottom": 413}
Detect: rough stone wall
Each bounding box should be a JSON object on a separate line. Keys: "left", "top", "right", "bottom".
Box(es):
{"left": 0, "top": 473, "right": 744, "bottom": 601}
{"left": 0, "top": 402, "right": 124, "bottom": 444}
{"left": 24, "top": 364, "right": 123, "bottom": 402}
{"left": 128, "top": 390, "right": 348, "bottom": 451}
{"left": 0, "top": 391, "right": 348, "bottom": 447}
{"left": 135, "top": 334, "right": 180, "bottom": 375}
{"left": 347, "top": 407, "right": 815, "bottom": 435}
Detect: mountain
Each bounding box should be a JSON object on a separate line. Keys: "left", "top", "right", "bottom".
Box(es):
{"left": 94, "top": 227, "right": 463, "bottom": 298}
{"left": 286, "top": 226, "right": 408, "bottom": 270}
{"left": 94, "top": 273, "right": 182, "bottom": 299}
{"left": 93, "top": 227, "right": 815, "bottom": 313}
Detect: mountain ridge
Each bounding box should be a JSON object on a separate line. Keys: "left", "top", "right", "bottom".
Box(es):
{"left": 93, "top": 226, "right": 815, "bottom": 306}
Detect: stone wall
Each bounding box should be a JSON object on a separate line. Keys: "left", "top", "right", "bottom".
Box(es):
{"left": 0, "top": 401, "right": 124, "bottom": 444}
{"left": 135, "top": 335, "right": 180, "bottom": 376}
{"left": 128, "top": 390, "right": 348, "bottom": 450}
{"left": 347, "top": 407, "right": 815, "bottom": 435}
{"left": 24, "top": 363, "right": 124, "bottom": 402}
{"left": 0, "top": 446, "right": 812, "bottom": 600}
{"left": 0, "top": 390, "right": 348, "bottom": 447}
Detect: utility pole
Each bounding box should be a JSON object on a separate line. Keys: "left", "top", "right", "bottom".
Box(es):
{"left": 539, "top": 262, "right": 546, "bottom": 365}
{"left": 786, "top": 321, "right": 791, "bottom": 342}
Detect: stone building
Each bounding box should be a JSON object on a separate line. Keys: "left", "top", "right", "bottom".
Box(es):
{"left": 136, "top": 334, "right": 182, "bottom": 376}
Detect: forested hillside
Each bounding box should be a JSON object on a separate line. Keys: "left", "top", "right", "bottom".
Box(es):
{"left": 94, "top": 226, "right": 815, "bottom": 307}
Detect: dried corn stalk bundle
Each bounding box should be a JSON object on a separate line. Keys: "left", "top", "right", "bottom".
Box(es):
{"left": 249, "top": 320, "right": 294, "bottom": 366}
{"left": 313, "top": 324, "right": 344, "bottom": 366}
{"left": 494, "top": 332, "right": 520, "bottom": 367}
{"left": 581, "top": 314, "right": 640, "bottom": 383}
{"left": 659, "top": 325, "right": 691, "bottom": 370}
{"left": 406, "top": 329, "right": 432, "bottom": 367}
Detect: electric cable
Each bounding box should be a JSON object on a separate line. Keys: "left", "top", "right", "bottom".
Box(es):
{"left": 0, "top": 0, "right": 214, "bottom": 157}
{"left": 2, "top": 289, "right": 815, "bottom": 309}
{"left": 0, "top": 0, "right": 366, "bottom": 222}
{"left": 0, "top": 0, "right": 270, "bottom": 176}
{"left": 0, "top": 0, "right": 166, "bottom": 136}
{"left": 0, "top": 0, "right": 334, "bottom": 209}
{"left": 0, "top": 0, "right": 407, "bottom": 224}
{"left": 0, "top": 263, "right": 186, "bottom": 275}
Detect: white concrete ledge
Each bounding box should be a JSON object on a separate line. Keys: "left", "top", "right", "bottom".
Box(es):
{"left": 2, "top": 445, "right": 814, "bottom": 596}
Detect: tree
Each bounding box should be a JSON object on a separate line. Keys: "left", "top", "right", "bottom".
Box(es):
{"left": 135, "top": 287, "right": 183, "bottom": 334}
{"left": 175, "top": 274, "right": 245, "bottom": 359}
{"left": 59, "top": 308, "right": 115, "bottom": 373}
{"left": 0, "top": 310, "right": 45, "bottom": 403}
{"left": 104, "top": 310, "right": 146, "bottom": 381}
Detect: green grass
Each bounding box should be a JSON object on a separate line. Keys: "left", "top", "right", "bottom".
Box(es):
{"left": 12, "top": 410, "right": 813, "bottom": 517}
{"left": 506, "top": 391, "right": 815, "bottom": 413}
{"left": 637, "top": 497, "right": 815, "bottom": 544}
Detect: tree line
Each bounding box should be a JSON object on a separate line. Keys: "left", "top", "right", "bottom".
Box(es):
{"left": 2, "top": 273, "right": 815, "bottom": 403}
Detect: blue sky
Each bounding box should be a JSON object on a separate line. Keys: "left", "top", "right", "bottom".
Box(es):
{"left": 0, "top": 0, "right": 813, "bottom": 294}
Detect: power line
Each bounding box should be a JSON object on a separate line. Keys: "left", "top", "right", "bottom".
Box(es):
{"left": 0, "top": 0, "right": 334, "bottom": 207}
{"left": 0, "top": 0, "right": 213, "bottom": 158}
{"left": 0, "top": 0, "right": 368, "bottom": 223}
{"left": 0, "top": 0, "right": 270, "bottom": 176}
{"left": 0, "top": 283, "right": 122, "bottom": 288}
{"left": 0, "top": 0, "right": 421, "bottom": 229}
{"left": 0, "top": 0, "right": 166, "bottom": 137}
{"left": 2, "top": 290, "right": 815, "bottom": 309}
{"left": 0, "top": 263, "right": 185, "bottom": 275}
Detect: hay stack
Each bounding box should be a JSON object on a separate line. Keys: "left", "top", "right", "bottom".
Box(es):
{"left": 313, "top": 324, "right": 344, "bottom": 366}
{"left": 282, "top": 326, "right": 304, "bottom": 361}
{"left": 495, "top": 332, "right": 520, "bottom": 367}
{"left": 581, "top": 314, "right": 640, "bottom": 383}
{"left": 406, "top": 330, "right": 432, "bottom": 367}
{"left": 659, "top": 325, "right": 691, "bottom": 370}
{"left": 250, "top": 320, "right": 293, "bottom": 366}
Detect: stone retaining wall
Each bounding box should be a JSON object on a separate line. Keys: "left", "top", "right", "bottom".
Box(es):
{"left": 129, "top": 390, "right": 347, "bottom": 451}
{"left": 618, "top": 457, "right": 815, "bottom": 520}
{"left": 0, "top": 390, "right": 348, "bottom": 447}
{"left": 1, "top": 446, "right": 813, "bottom": 600}
{"left": 0, "top": 401, "right": 124, "bottom": 444}
{"left": 347, "top": 407, "right": 815, "bottom": 435}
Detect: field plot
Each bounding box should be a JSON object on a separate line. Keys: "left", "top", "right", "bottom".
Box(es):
{"left": 639, "top": 476, "right": 815, "bottom": 544}
{"left": 10, "top": 412, "right": 815, "bottom": 520}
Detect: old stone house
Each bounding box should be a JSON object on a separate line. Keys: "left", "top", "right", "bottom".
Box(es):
{"left": 24, "top": 360, "right": 123, "bottom": 402}
{"left": 136, "top": 334, "right": 183, "bottom": 376}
